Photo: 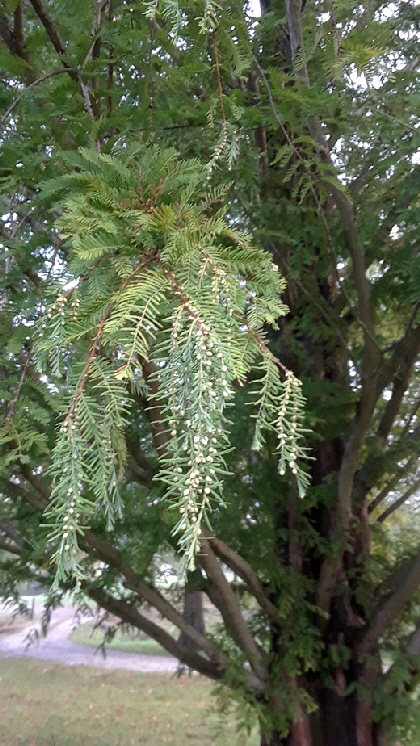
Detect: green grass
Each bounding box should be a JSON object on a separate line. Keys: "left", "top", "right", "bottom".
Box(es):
{"left": 70, "top": 622, "right": 172, "bottom": 656}
{"left": 0, "top": 657, "right": 257, "bottom": 746}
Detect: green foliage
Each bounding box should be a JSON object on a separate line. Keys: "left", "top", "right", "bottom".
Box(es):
{"left": 1, "top": 0, "right": 420, "bottom": 742}
{"left": 34, "top": 145, "right": 309, "bottom": 578}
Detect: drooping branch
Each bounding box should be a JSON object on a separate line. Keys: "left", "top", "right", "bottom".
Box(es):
{"left": 1, "top": 477, "right": 238, "bottom": 684}
{"left": 88, "top": 586, "right": 226, "bottom": 681}
{"left": 3, "top": 470, "right": 233, "bottom": 677}
{"left": 82, "top": 529, "right": 227, "bottom": 667}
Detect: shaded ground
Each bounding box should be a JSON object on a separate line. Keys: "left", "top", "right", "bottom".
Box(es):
{"left": 0, "top": 606, "right": 178, "bottom": 673}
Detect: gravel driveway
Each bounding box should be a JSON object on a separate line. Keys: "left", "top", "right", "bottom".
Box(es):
{"left": 0, "top": 607, "right": 178, "bottom": 673}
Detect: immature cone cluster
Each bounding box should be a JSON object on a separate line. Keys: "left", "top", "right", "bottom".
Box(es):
{"left": 54, "top": 418, "right": 82, "bottom": 553}
{"left": 162, "top": 316, "right": 232, "bottom": 559}
{"left": 275, "top": 371, "right": 308, "bottom": 497}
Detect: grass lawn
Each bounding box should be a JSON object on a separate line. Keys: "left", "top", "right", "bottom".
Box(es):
{"left": 1, "top": 656, "right": 419, "bottom": 745}
{"left": 70, "top": 622, "right": 172, "bottom": 657}
{"left": 0, "top": 657, "right": 257, "bottom": 746}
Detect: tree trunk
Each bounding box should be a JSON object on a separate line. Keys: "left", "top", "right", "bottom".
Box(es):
{"left": 177, "top": 570, "right": 205, "bottom": 654}
{"left": 260, "top": 672, "right": 388, "bottom": 746}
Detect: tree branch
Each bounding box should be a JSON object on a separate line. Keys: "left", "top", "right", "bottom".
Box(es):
{"left": 81, "top": 529, "right": 226, "bottom": 666}
{"left": 28, "top": 0, "right": 69, "bottom": 59}
{"left": 0, "top": 69, "right": 73, "bottom": 126}
{"left": 140, "top": 359, "right": 169, "bottom": 460}
{"left": 203, "top": 529, "right": 282, "bottom": 625}
{"left": 0, "top": 518, "right": 24, "bottom": 548}
{"left": 126, "top": 455, "right": 154, "bottom": 487}
{"left": 283, "top": 0, "right": 381, "bottom": 621}
{"left": 199, "top": 537, "right": 267, "bottom": 686}
{"left": 3, "top": 353, "right": 30, "bottom": 427}
{"left": 405, "top": 624, "right": 420, "bottom": 657}
{"left": 375, "top": 306, "right": 420, "bottom": 399}
{"left": 367, "top": 455, "right": 417, "bottom": 513}
{"left": 376, "top": 481, "right": 420, "bottom": 524}
{"left": 0, "top": 5, "right": 36, "bottom": 84}
{"left": 0, "top": 537, "right": 22, "bottom": 556}
{"left": 28, "top": 0, "right": 98, "bottom": 126}
{"left": 354, "top": 316, "right": 420, "bottom": 507}
{"left": 357, "top": 552, "right": 420, "bottom": 655}
{"left": 88, "top": 586, "right": 226, "bottom": 681}
{"left": 2, "top": 477, "right": 46, "bottom": 513}
{"left": 357, "top": 304, "right": 420, "bottom": 511}
{"left": 4, "top": 471, "right": 233, "bottom": 675}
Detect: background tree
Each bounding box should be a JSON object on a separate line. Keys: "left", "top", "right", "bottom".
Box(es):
{"left": 1, "top": 1, "right": 420, "bottom": 745}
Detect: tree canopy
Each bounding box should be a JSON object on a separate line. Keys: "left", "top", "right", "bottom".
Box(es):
{"left": 1, "top": 2, "right": 420, "bottom": 745}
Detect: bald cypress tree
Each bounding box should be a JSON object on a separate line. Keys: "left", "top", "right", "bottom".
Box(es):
{"left": 1, "top": 2, "right": 420, "bottom": 744}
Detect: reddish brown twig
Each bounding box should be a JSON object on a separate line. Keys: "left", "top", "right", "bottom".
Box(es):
{"left": 65, "top": 255, "right": 154, "bottom": 420}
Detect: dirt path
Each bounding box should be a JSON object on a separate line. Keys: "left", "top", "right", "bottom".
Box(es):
{"left": 0, "top": 607, "right": 178, "bottom": 673}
